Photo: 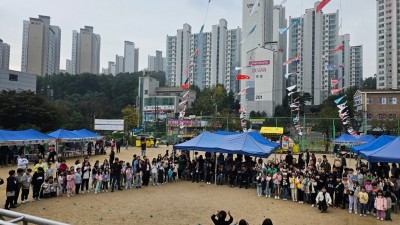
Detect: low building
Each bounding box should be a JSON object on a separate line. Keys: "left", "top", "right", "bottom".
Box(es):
{"left": 0, "top": 69, "right": 37, "bottom": 92}
{"left": 353, "top": 89, "right": 400, "bottom": 133}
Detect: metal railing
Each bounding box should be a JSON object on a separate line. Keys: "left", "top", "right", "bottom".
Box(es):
{"left": 0, "top": 209, "right": 69, "bottom": 225}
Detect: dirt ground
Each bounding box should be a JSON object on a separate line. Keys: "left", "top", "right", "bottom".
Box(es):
{"left": 0, "top": 146, "right": 398, "bottom": 225}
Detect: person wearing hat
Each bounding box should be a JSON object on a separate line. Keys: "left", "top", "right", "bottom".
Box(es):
{"left": 316, "top": 187, "right": 332, "bottom": 213}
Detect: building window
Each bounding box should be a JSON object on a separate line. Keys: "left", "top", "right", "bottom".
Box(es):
{"left": 9, "top": 74, "right": 18, "bottom": 81}
{"left": 389, "top": 97, "right": 397, "bottom": 104}
{"left": 379, "top": 97, "right": 387, "bottom": 104}
{"left": 367, "top": 98, "right": 372, "bottom": 104}
{"left": 144, "top": 90, "right": 148, "bottom": 95}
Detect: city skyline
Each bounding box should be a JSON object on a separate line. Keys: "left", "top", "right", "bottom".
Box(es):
{"left": 0, "top": 0, "right": 375, "bottom": 77}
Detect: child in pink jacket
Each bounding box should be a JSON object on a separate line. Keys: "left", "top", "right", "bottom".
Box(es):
{"left": 374, "top": 190, "right": 387, "bottom": 221}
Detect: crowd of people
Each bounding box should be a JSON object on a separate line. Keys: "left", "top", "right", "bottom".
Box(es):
{"left": 1, "top": 144, "right": 399, "bottom": 223}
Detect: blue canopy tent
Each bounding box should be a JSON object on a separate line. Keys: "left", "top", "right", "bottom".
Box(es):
{"left": 331, "top": 134, "right": 360, "bottom": 144}
{"left": 350, "top": 135, "right": 396, "bottom": 154}
{"left": 0, "top": 129, "right": 54, "bottom": 145}
{"left": 359, "top": 137, "right": 400, "bottom": 163}
{"left": 48, "top": 129, "right": 82, "bottom": 141}
{"left": 174, "top": 131, "right": 279, "bottom": 158}
{"left": 72, "top": 129, "right": 103, "bottom": 140}
{"left": 357, "top": 134, "right": 376, "bottom": 143}
{"left": 174, "top": 131, "right": 280, "bottom": 185}
{"left": 215, "top": 130, "right": 280, "bottom": 151}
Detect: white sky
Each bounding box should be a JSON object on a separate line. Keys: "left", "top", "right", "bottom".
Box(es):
{"left": 0, "top": 0, "right": 375, "bottom": 77}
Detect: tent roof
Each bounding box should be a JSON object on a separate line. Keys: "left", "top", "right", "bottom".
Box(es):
{"left": 173, "top": 131, "right": 279, "bottom": 158}
{"left": 332, "top": 134, "right": 375, "bottom": 144}
{"left": 72, "top": 129, "right": 102, "bottom": 140}
{"left": 350, "top": 135, "right": 396, "bottom": 154}
{"left": 48, "top": 129, "right": 82, "bottom": 141}
{"left": 0, "top": 129, "right": 54, "bottom": 145}
{"left": 359, "top": 137, "right": 400, "bottom": 163}
{"left": 215, "top": 130, "right": 280, "bottom": 148}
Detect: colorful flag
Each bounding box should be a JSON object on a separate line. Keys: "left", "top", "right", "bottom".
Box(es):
{"left": 334, "top": 96, "right": 345, "bottom": 104}
{"left": 182, "top": 90, "right": 190, "bottom": 98}
{"left": 331, "top": 87, "right": 345, "bottom": 95}
{"left": 284, "top": 72, "right": 299, "bottom": 79}
{"left": 180, "top": 83, "right": 190, "bottom": 89}
{"left": 283, "top": 55, "right": 301, "bottom": 65}
{"left": 238, "top": 87, "right": 249, "bottom": 96}
{"left": 337, "top": 102, "right": 347, "bottom": 109}
{"left": 179, "top": 100, "right": 188, "bottom": 107}
{"left": 279, "top": 18, "right": 301, "bottom": 34}
{"left": 240, "top": 25, "right": 256, "bottom": 44}
{"left": 287, "top": 85, "right": 297, "bottom": 92}
{"left": 235, "top": 66, "right": 250, "bottom": 71}
{"left": 236, "top": 74, "right": 251, "bottom": 80}
{"left": 331, "top": 79, "right": 339, "bottom": 87}
{"left": 326, "top": 65, "right": 338, "bottom": 71}
{"left": 316, "top": 0, "right": 331, "bottom": 13}
{"left": 250, "top": 0, "right": 260, "bottom": 16}
{"left": 288, "top": 91, "right": 297, "bottom": 96}
{"left": 290, "top": 103, "right": 299, "bottom": 108}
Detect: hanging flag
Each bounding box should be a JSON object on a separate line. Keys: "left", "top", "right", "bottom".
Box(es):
{"left": 235, "top": 65, "right": 250, "bottom": 71}
{"left": 279, "top": 18, "right": 301, "bottom": 35}
{"left": 179, "top": 100, "right": 188, "bottom": 107}
{"left": 293, "top": 97, "right": 300, "bottom": 102}
{"left": 250, "top": 0, "right": 260, "bottom": 16}
{"left": 331, "top": 87, "right": 345, "bottom": 95}
{"left": 199, "top": 25, "right": 204, "bottom": 34}
{"left": 334, "top": 96, "right": 345, "bottom": 104}
{"left": 239, "top": 107, "right": 247, "bottom": 113}
{"left": 323, "top": 45, "right": 344, "bottom": 58}
{"left": 236, "top": 74, "right": 251, "bottom": 80}
{"left": 182, "top": 90, "right": 190, "bottom": 98}
{"left": 238, "top": 87, "right": 249, "bottom": 96}
{"left": 287, "top": 85, "right": 297, "bottom": 92}
{"left": 284, "top": 72, "right": 299, "bottom": 79}
{"left": 290, "top": 103, "right": 299, "bottom": 108}
{"left": 326, "top": 65, "right": 338, "bottom": 71}
{"left": 331, "top": 79, "right": 339, "bottom": 87}
{"left": 280, "top": 0, "right": 288, "bottom": 6}
{"left": 283, "top": 55, "right": 301, "bottom": 65}
{"left": 179, "top": 111, "right": 186, "bottom": 118}
{"left": 316, "top": 0, "right": 331, "bottom": 13}
{"left": 288, "top": 91, "right": 297, "bottom": 96}
{"left": 240, "top": 25, "right": 256, "bottom": 44}
{"left": 338, "top": 108, "right": 347, "bottom": 114}
{"left": 337, "top": 102, "right": 348, "bottom": 109}
{"left": 180, "top": 83, "right": 190, "bottom": 89}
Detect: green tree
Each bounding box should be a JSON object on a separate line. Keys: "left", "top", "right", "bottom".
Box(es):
{"left": 0, "top": 90, "right": 64, "bottom": 131}
{"left": 362, "top": 76, "right": 376, "bottom": 90}
{"left": 121, "top": 105, "right": 140, "bottom": 131}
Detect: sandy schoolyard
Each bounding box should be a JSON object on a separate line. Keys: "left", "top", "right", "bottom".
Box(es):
{"left": 0, "top": 146, "right": 398, "bottom": 225}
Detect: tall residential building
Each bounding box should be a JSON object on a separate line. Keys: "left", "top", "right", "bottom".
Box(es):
{"left": 107, "top": 61, "right": 116, "bottom": 75}
{"left": 21, "top": 15, "right": 61, "bottom": 76}
{"left": 350, "top": 45, "right": 363, "bottom": 88}
{"left": 0, "top": 39, "right": 10, "bottom": 70}
{"left": 66, "top": 59, "right": 73, "bottom": 74}
{"left": 288, "top": 4, "right": 339, "bottom": 105}
{"left": 376, "top": 0, "right": 400, "bottom": 89}
{"left": 134, "top": 48, "right": 139, "bottom": 72}
{"left": 166, "top": 23, "right": 191, "bottom": 87}
{"left": 337, "top": 34, "right": 351, "bottom": 89}
{"left": 115, "top": 55, "right": 124, "bottom": 74}
{"left": 148, "top": 50, "right": 163, "bottom": 71}
{"left": 124, "top": 41, "right": 136, "bottom": 73}
{"left": 166, "top": 20, "right": 241, "bottom": 92}
{"left": 240, "top": 0, "right": 286, "bottom": 116}
{"left": 70, "top": 26, "right": 101, "bottom": 74}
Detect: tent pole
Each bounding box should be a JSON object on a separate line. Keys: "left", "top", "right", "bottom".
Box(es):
{"left": 214, "top": 153, "right": 217, "bottom": 185}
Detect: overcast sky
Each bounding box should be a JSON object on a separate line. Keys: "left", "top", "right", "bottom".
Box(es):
{"left": 0, "top": 0, "right": 375, "bottom": 77}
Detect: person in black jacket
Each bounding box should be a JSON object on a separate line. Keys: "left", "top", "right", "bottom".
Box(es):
{"left": 285, "top": 152, "right": 293, "bottom": 166}
{"left": 211, "top": 210, "right": 233, "bottom": 225}
{"left": 5, "top": 170, "right": 18, "bottom": 209}
{"left": 32, "top": 167, "right": 44, "bottom": 201}
{"left": 110, "top": 158, "right": 122, "bottom": 192}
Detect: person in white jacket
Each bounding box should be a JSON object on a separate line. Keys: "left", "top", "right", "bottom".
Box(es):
{"left": 316, "top": 187, "right": 332, "bottom": 213}
{"left": 17, "top": 154, "right": 29, "bottom": 171}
